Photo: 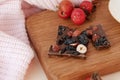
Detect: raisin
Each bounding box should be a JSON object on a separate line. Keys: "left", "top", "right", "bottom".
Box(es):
{"left": 81, "top": 30, "right": 92, "bottom": 39}
{"left": 56, "top": 39, "right": 64, "bottom": 45}
{"left": 59, "top": 48, "right": 66, "bottom": 54}
{"left": 98, "top": 37, "right": 110, "bottom": 47}
{"left": 62, "top": 35, "right": 70, "bottom": 40}
{"left": 58, "top": 30, "right": 63, "bottom": 35}
{"left": 98, "top": 37, "right": 104, "bottom": 45}
{"left": 94, "top": 40, "right": 100, "bottom": 47}
{"left": 65, "top": 45, "right": 76, "bottom": 51}
{"left": 59, "top": 25, "right": 66, "bottom": 31}
{"left": 58, "top": 25, "right": 67, "bottom": 36}
{"left": 77, "top": 34, "right": 89, "bottom": 46}
{"left": 64, "top": 38, "right": 77, "bottom": 45}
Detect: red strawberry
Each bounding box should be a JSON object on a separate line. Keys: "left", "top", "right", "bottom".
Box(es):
{"left": 80, "top": 1, "right": 93, "bottom": 13}
{"left": 71, "top": 8, "right": 86, "bottom": 25}
{"left": 58, "top": 0, "right": 74, "bottom": 19}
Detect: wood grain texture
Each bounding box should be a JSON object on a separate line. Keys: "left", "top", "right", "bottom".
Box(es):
{"left": 26, "top": 0, "right": 120, "bottom": 80}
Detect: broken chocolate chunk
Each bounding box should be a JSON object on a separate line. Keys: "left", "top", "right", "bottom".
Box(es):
{"left": 91, "top": 24, "right": 110, "bottom": 49}
{"left": 49, "top": 25, "right": 87, "bottom": 59}
{"left": 91, "top": 73, "right": 102, "bottom": 80}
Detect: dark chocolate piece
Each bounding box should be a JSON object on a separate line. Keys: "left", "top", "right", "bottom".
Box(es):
{"left": 91, "top": 24, "right": 111, "bottom": 49}
{"left": 49, "top": 25, "right": 87, "bottom": 59}
{"left": 91, "top": 73, "right": 102, "bottom": 80}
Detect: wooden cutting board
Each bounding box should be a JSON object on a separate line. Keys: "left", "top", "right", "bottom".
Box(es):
{"left": 26, "top": 0, "right": 120, "bottom": 80}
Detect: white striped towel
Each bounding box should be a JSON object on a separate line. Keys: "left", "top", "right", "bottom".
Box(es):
{"left": 0, "top": 0, "right": 34, "bottom": 80}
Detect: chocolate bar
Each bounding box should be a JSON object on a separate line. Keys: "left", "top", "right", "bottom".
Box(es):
{"left": 48, "top": 24, "right": 111, "bottom": 59}
{"left": 48, "top": 25, "right": 88, "bottom": 59}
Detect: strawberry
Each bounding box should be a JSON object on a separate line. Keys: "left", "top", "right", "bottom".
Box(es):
{"left": 80, "top": 1, "right": 93, "bottom": 13}
{"left": 58, "top": 0, "right": 74, "bottom": 19}
{"left": 71, "top": 8, "right": 86, "bottom": 25}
